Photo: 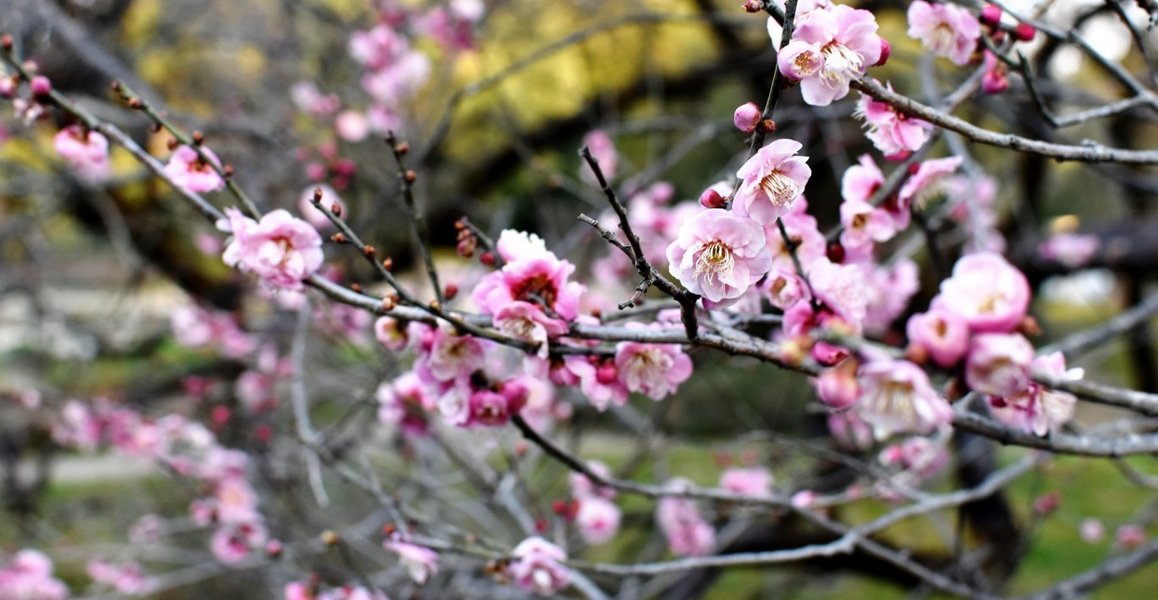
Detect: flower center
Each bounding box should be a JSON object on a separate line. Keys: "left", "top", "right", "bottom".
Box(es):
{"left": 794, "top": 50, "right": 822, "bottom": 77}
{"left": 758, "top": 170, "right": 800, "bottom": 206}
{"left": 821, "top": 43, "right": 863, "bottom": 84}
{"left": 512, "top": 273, "right": 558, "bottom": 307}
{"left": 694, "top": 240, "right": 735, "bottom": 280}
{"left": 929, "top": 23, "right": 957, "bottom": 56}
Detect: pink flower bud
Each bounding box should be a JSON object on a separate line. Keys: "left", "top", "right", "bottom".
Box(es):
{"left": 874, "top": 38, "right": 891, "bottom": 66}
{"left": 732, "top": 101, "right": 762, "bottom": 133}
{"left": 815, "top": 359, "right": 859, "bottom": 409}
{"left": 699, "top": 187, "right": 726, "bottom": 209}
{"left": 30, "top": 75, "right": 51, "bottom": 96}
{"left": 982, "top": 68, "right": 1009, "bottom": 94}
{"left": 980, "top": 4, "right": 1002, "bottom": 27}
{"left": 1013, "top": 22, "right": 1036, "bottom": 42}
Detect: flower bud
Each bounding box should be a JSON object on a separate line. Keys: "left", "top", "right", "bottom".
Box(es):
{"left": 1013, "top": 23, "right": 1036, "bottom": 42}
{"left": 30, "top": 75, "right": 51, "bottom": 97}
{"left": 874, "top": 38, "right": 890, "bottom": 67}
{"left": 698, "top": 187, "right": 727, "bottom": 209}
{"left": 732, "top": 101, "right": 761, "bottom": 133}
{"left": 980, "top": 4, "right": 1002, "bottom": 27}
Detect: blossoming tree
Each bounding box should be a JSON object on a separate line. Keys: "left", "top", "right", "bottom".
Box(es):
{"left": 1, "top": 0, "right": 1157, "bottom": 598}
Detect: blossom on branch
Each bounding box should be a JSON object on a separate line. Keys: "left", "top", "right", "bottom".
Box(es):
{"left": 666, "top": 209, "right": 773, "bottom": 308}
{"left": 776, "top": 3, "right": 884, "bottom": 106}
{"left": 734, "top": 139, "right": 812, "bottom": 224}
{"left": 855, "top": 358, "right": 953, "bottom": 440}
{"left": 988, "top": 352, "right": 1081, "bottom": 436}
{"left": 53, "top": 124, "right": 110, "bottom": 182}
{"left": 508, "top": 537, "right": 570, "bottom": 597}
{"left": 219, "top": 208, "right": 325, "bottom": 292}
{"left": 907, "top": 0, "right": 981, "bottom": 66}
{"left": 855, "top": 83, "right": 934, "bottom": 158}
{"left": 164, "top": 145, "right": 225, "bottom": 194}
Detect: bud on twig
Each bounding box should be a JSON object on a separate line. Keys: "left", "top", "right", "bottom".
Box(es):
{"left": 404, "top": 169, "right": 417, "bottom": 184}
{"left": 382, "top": 257, "right": 393, "bottom": 271}
{"left": 382, "top": 295, "right": 397, "bottom": 311}
{"left": 394, "top": 140, "right": 410, "bottom": 155}
{"left": 223, "top": 164, "right": 234, "bottom": 178}
{"left": 320, "top": 530, "right": 340, "bottom": 546}
{"left": 1, "top": 34, "right": 13, "bottom": 52}
{"left": 742, "top": 0, "right": 764, "bottom": 13}
{"left": 444, "top": 283, "right": 459, "bottom": 301}
{"left": 350, "top": 283, "right": 362, "bottom": 293}
{"left": 362, "top": 245, "right": 376, "bottom": 258}
{"left": 192, "top": 130, "right": 204, "bottom": 145}
{"left": 331, "top": 232, "right": 347, "bottom": 244}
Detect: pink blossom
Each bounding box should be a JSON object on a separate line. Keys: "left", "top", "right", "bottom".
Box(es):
{"left": 762, "top": 268, "right": 808, "bottom": 309}
{"left": 1039, "top": 232, "right": 1099, "bottom": 268}
{"left": 473, "top": 231, "right": 585, "bottom": 326}
{"left": 907, "top": 1, "right": 981, "bottom": 66}
{"left": 733, "top": 139, "right": 811, "bottom": 224}
{"left": 614, "top": 328, "right": 693, "bottom": 400}
{"left": 219, "top": 208, "right": 324, "bottom": 291}
{"left": 214, "top": 476, "right": 261, "bottom": 525}
{"left": 777, "top": 4, "right": 883, "bottom": 106}
{"left": 570, "top": 461, "right": 616, "bottom": 500}
{"left": 841, "top": 154, "right": 884, "bottom": 204}
{"left": 290, "top": 81, "right": 339, "bottom": 117}
{"left": 87, "top": 559, "right": 151, "bottom": 594}
{"left": 906, "top": 309, "right": 970, "bottom": 368}
{"left": 861, "top": 259, "right": 920, "bottom": 335}
{"left": 828, "top": 410, "right": 874, "bottom": 450}
{"left": 377, "top": 372, "right": 433, "bottom": 435}
{"left": 816, "top": 357, "right": 860, "bottom": 409}
{"left": 981, "top": 51, "right": 1010, "bottom": 94}
{"left": 839, "top": 197, "right": 896, "bottom": 252}
{"left": 855, "top": 83, "right": 934, "bottom": 157}
{"left": 415, "top": 7, "right": 476, "bottom": 51}
{"left": 879, "top": 436, "right": 949, "bottom": 481}
{"left": 374, "top": 316, "right": 410, "bottom": 352}
{"left": 298, "top": 184, "right": 345, "bottom": 230}
{"left": 562, "top": 355, "right": 630, "bottom": 411}
{"left": 385, "top": 538, "right": 439, "bottom": 584}
{"left": 1115, "top": 524, "right": 1147, "bottom": 549}
{"left": 164, "top": 145, "right": 225, "bottom": 194}
{"left": 210, "top": 522, "right": 266, "bottom": 565}
{"left": 656, "top": 485, "right": 716, "bottom": 556}
{"left": 666, "top": 209, "right": 773, "bottom": 308}
{"left": 988, "top": 352, "right": 1081, "bottom": 436}
{"left": 733, "top": 101, "right": 762, "bottom": 133}
{"left": 856, "top": 358, "right": 953, "bottom": 440}
{"left": 0, "top": 550, "right": 69, "bottom": 600}
{"left": 898, "top": 156, "right": 963, "bottom": 220}
{"left": 129, "top": 514, "right": 166, "bottom": 545}
{"left": 808, "top": 258, "right": 869, "bottom": 329}
{"left": 508, "top": 537, "right": 570, "bottom": 597}
{"left": 966, "top": 333, "right": 1035, "bottom": 397}
{"left": 1080, "top": 518, "right": 1105, "bottom": 543}
{"left": 170, "top": 304, "right": 254, "bottom": 358}
{"left": 719, "top": 467, "right": 774, "bottom": 498}
{"left": 581, "top": 129, "right": 618, "bottom": 183}
{"left": 468, "top": 380, "right": 527, "bottom": 427}
{"left": 335, "top": 110, "right": 370, "bottom": 142}
{"left": 935, "top": 252, "right": 1030, "bottom": 333}
{"left": 574, "top": 496, "right": 622, "bottom": 545}
{"left": 53, "top": 125, "right": 110, "bottom": 181}
{"left": 493, "top": 301, "right": 567, "bottom": 357}
{"left": 765, "top": 202, "right": 826, "bottom": 273}
{"left": 413, "top": 327, "right": 490, "bottom": 387}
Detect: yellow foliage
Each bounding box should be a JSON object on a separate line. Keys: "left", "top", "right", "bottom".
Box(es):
{"left": 120, "top": 0, "right": 163, "bottom": 47}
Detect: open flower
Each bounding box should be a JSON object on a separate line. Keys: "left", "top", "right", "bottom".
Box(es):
{"left": 777, "top": 4, "right": 884, "bottom": 106}
{"left": 934, "top": 252, "right": 1030, "bottom": 333}
{"left": 614, "top": 326, "right": 693, "bottom": 400}
{"left": 53, "top": 124, "right": 110, "bottom": 181}
{"left": 733, "top": 139, "right": 812, "bottom": 224}
{"left": 907, "top": 1, "right": 981, "bottom": 66}
{"left": 164, "top": 145, "right": 225, "bottom": 194}
{"left": 988, "top": 352, "right": 1081, "bottom": 436}
{"left": 666, "top": 209, "right": 773, "bottom": 308}
{"left": 508, "top": 537, "right": 570, "bottom": 597}
{"left": 855, "top": 82, "right": 934, "bottom": 158}
{"left": 856, "top": 358, "right": 953, "bottom": 440}
{"left": 219, "top": 208, "right": 324, "bottom": 291}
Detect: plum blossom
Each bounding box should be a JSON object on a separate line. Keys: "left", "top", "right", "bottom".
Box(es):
{"left": 376, "top": 372, "right": 433, "bottom": 435}
{"left": 719, "top": 467, "right": 774, "bottom": 498}
{"left": 0, "top": 550, "right": 69, "bottom": 600}
{"left": 733, "top": 101, "right": 762, "bottom": 133}
{"left": 733, "top": 139, "right": 811, "bottom": 224}
{"left": 561, "top": 354, "right": 630, "bottom": 411}
{"left": 473, "top": 231, "right": 585, "bottom": 335}
{"left": 966, "top": 333, "right": 1035, "bottom": 397}
{"left": 899, "top": 156, "right": 963, "bottom": 216}
{"left": 87, "top": 559, "right": 151, "bottom": 594}
{"left": 614, "top": 328, "right": 693, "bottom": 400}
{"left": 53, "top": 125, "right": 110, "bottom": 181}
{"left": 934, "top": 252, "right": 1030, "bottom": 333}
{"left": 855, "top": 358, "right": 953, "bottom": 440}
{"left": 1039, "top": 232, "right": 1099, "bottom": 268}
{"left": 570, "top": 461, "right": 616, "bottom": 500}
{"left": 855, "top": 83, "right": 934, "bottom": 158}
{"left": 656, "top": 483, "right": 716, "bottom": 556}
{"left": 493, "top": 301, "right": 567, "bottom": 358}
{"left": 988, "top": 352, "right": 1081, "bottom": 436}
{"left": 385, "top": 537, "right": 439, "bottom": 584}
{"left": 211, "top": 522, "right": 267, "bottom": 564}
{"left": 777, "top": 4, "right": 883, "bottom": 106}
{"left": 906, "top": 309, "right": 969, "bottom": 368}
{"left": 219, "top": 208, "right": 324, "bottom": 291}
{"left": 907, "top": 1, "right": 981, "bottom": 66}
{"left": 808, "top": 258, "right": 869, "bottom": 329}
{"left": 861, "top": 259, "right": 920, "bottom": 335}
{"left": 574, "top": 496, "right": 622, "bottom": 545}
{"left": 815, "top": 357, "right": 859, "bottom": 409}
{"left": 164, "top": 145, "right": 225, "bottom": 194}
{"left": 839, "top": 197, "right": 896, "bottom": 253}
{"left": 765, "top": 199, "right": 826, "bottom": 272}
{"left": 508, "top": 537, "right": 570, "bottom": 597}
{"left": 666, "top": 209, "right": 773, "bottom": 308}
{"left": 374, "top": 316, "right": 411, "bottom": 352}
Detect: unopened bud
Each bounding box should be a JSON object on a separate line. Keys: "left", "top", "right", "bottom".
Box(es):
{"left": 320, "top": 530, "right": 340, "bottom": 546}
{"left": 742, "top": 0, "right": 763, "bottom": 13}
{"left": 223, "top": 164, "right": 234, "bottom": 177}
{"left": 732, "top": 101, "right": 761, "bottom": 134}
{"left": 479, "top": 251, "right": 496, "bottom": 266}
{"left": 404, "top": 169, "right": 417, "bottom": 184}
{"left": 350, "top": 283, "right": 362, "bottom": 293}
{"left": 394, "top": 140, "right": 410, "bottom": 155}
{"left": 757, "top": 118, "right": 776, "bottom": 133}
{"left": 826, "top": 242, "right": 845, "bottom": 264}
{"left": 874, "top": 38, "right": 890, "bottom": 67}
{"left": 904, "top": 343, "right": 929, "bottom": 366}
{"left": 331, "top": 232, "right": 347, "bottom": 243}
{"left": 265, "top": 539, "right": 284, "bottom": 558}
{"left": 128, "top": 98, "right": 144, "bottom": 109}
{"left": 699, "top": 188, "right": 727, "bottom": 209}
{"left": 330, "top": 202, "right": 341, "bottom": 217}
{"left": 980, "top": 4, "right": 1002, "bottom": 27}
{"left": 363, "top": 244, "right": 376, "bottom": 258}
{"left": 1013, "top": 22, "right": 1036, "bottom": 42}
{"left": 192, "top": 130, "right": 204, "bottom": 145}
{"left": 514, "top": 440, "right": 528, "bottom": 457}
{"left": 444, "top": 283, "right": 459, "bottom": 301}
{"left": 29, "top": 75, "right": 51, "bottom": 97}
{"left": 382, "top": 295, "right": 397, "bottom": 311}
{"left": 1, "top": 34, "right": 12, "bottom": 52}
{"left": 312, "top": 186, "right": 324, "bottom": 203}
{"left": 1018, "top": 316, "right": 1042, "bottom": 337}
{"left": 382, "top": 257, "right": 393, "bottom": 271}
